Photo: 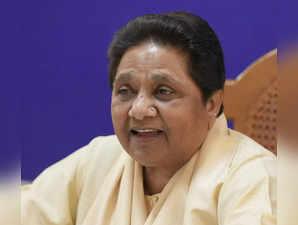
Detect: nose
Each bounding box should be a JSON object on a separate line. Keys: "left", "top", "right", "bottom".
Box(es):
{"left": 128, "top": 93, "right": 157, "bottom": 120}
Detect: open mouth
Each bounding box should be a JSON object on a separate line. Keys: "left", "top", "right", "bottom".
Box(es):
{"left": 130, "top": 128, "right": 164, "bottom": 137}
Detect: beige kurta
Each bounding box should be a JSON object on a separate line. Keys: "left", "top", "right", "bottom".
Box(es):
{"left": 21, "top": 115, "right": 276, "bottom": 225}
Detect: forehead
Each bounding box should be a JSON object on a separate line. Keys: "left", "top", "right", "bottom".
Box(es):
{"left": 118, "top": 42, "right": 188, "bottom": 67}
{"left": 115, "top": 43, "right": 190, "bottom": 83}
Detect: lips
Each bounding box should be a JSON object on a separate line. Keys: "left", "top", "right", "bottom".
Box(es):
{"left": 130, "top": 128, "right": 164, "bottom": 137}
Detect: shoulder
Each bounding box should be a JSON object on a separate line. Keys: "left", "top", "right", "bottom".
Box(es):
{"left": 36, "top": 135, "right": 123, "bottom": 177}
{"left": 21, "top": 135, "right": 125, "bottom": 225}
{"left": 217, "top": 130, "right": 277, "bottom": 224}
{"left": 84, "top": 134, "right": 123, "bottom": 161}
{"left": 227, "top": 129, "right": 276, "bottom": 174}
{"left": 21, "top": 135, "right": 123, "bottom": 224}
{"left": 76, "top": 135, "right": 125, "bottom": 184}
{"left": 24, "top": 135, "right": 124, "bottom": 198}
{"left": 223, "top": 129, "right": 276, "bottom": 188}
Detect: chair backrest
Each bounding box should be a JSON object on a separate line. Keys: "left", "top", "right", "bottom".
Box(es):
{"left": 224, "top": 49, "right": 277, "bottom": 155}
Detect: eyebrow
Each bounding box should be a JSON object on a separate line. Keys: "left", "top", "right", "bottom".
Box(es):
{"left": 114, "top": 72, "right": 133, "bottom": 83}
{"left": 114, "top": 71, "right": 179, "bottom": 85}
{"left": 150, "top": 73, "right": 179, "bottom": 84}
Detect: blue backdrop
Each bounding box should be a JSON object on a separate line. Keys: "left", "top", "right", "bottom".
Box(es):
{"left": 9, "top": 0, "right": 294, "bottom": 180}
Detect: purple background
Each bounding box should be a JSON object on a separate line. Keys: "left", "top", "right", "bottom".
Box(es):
{"left": 5, "top": 0, "right": 296, "bottom": 180}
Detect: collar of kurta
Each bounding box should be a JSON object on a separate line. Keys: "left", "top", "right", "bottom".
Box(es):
{"left": 82, "top": 114, "right": 236, "bottom": 225}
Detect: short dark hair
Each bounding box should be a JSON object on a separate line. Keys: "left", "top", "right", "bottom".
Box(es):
{"left": 108, "top": 11, "right": 225, "bottom": 116}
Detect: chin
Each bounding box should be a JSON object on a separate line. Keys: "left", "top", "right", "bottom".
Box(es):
{"left": 128, "top": 150, "right": 161, "bottom": 167}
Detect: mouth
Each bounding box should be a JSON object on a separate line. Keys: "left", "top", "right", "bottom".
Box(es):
{"left": 130, "top": 128, "right": 164, "bottom": 137}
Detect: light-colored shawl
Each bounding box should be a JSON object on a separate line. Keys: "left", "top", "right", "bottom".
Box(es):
{"left": 80, "top": 115, "right": 275, "bottom": 225}
{"left": 22, "top": 115, "right": 276, "bottom": 225}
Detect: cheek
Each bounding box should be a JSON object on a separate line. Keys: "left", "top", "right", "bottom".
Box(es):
{"left": 111, "top": 101, "right": 129, "bottom": 131}
{"left": 160, "top": 100, "right": 209, "bottom": 141}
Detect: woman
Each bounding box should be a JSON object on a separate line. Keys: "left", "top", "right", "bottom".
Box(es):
{"left": 22, "top": 11, "right": 276, "bottom": 225}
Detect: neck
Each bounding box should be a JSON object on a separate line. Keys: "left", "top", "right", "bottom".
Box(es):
{"left": 143, "top": 166, "right": 179, "bottom": 195}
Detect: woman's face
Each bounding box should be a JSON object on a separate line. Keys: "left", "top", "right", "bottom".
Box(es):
{"left": 111, "top": 42, "right": 215, "bottom": 170}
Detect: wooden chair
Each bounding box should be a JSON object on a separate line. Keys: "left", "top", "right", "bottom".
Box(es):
{"left": 224, "top": 49, "right": 277, "bottom": 155}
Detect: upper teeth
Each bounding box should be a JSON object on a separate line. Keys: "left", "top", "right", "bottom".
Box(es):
{"left": 135, "top": 129, "right": 159, "bottom": 132}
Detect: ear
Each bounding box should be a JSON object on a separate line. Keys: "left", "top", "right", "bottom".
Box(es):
{"left": 205, "top": 90, "right": 224, "bottom": 117}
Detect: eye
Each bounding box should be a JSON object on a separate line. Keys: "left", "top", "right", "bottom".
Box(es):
{"left": 156, "top": 86, "right": 174, "bottom": 95}
{"left": 117, "top": 86, "right": 131, "bottom": 95}
{"left": 115, "top": 85, "right": 136, "bottom": 101}
{"left": 155, "top": 86, "right": 175, "bottom": 100}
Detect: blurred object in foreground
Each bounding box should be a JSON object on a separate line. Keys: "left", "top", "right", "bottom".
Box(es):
{"left": 0, "top": 167, "right": 20, "bottom": 225}
{"left": 279, "top": 44, "right": 298, "bottom": 225}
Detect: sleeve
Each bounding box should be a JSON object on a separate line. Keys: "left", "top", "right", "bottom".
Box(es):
{"left": 21, "top": 144, "right": 89, "bottom": 225}
{"left": 217, "top": 155, "right": 277, "bottom": 225}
